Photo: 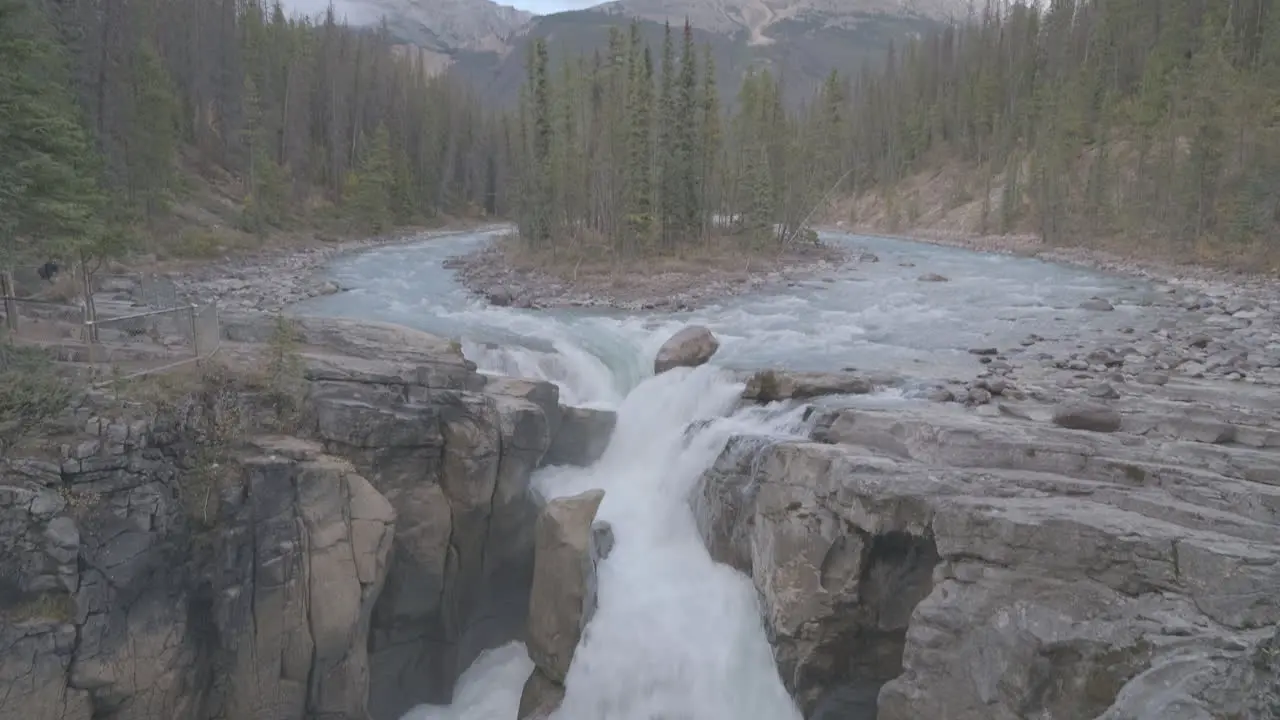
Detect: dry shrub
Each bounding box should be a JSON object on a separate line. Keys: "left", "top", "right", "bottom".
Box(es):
{"left": 0, "top": 344, "right": 75, "bottom": 455}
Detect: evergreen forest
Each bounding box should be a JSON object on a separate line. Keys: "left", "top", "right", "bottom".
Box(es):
{"left": 835, "top": 0, "right": 1280, "bottom": 261}
{"left": 3, "top": 0, "right": 1280, "bottom": 272}
{"left": 1, "top": 0, "right": 504, "bottom": 269}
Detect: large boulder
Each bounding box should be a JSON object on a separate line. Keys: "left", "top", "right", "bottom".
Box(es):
{"left": 696, "top": 399, "right": 1280, "bottom": 719}
{"left": 654, "top": 325, "right": 720, "bottom": 375}
{"left": 518, "top": 489, "right": 611, "bottom": 719}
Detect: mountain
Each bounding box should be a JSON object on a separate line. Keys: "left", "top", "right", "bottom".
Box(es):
{"left": 448, "top": 1, "right": 947, "bottom": 108}
{"left": 281, "top": 0, "right": 533, "bottom": 53}
{"left": 596, "top": 0, "right": 961, "bottom": 39}
{"left": 290, "top": 0, "right": 961, "bottom": 107}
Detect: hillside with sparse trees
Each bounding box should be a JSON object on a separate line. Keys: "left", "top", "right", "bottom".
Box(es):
{"left": 831, "top": 0, "right": 1280, "bottom": 268}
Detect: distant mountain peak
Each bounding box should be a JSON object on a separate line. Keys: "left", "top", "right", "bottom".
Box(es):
{"left": 595, "top": 0, "right": 966, "bottom": 38}
{"left": 282, "top": 0, "right": 534, "bottom": 53}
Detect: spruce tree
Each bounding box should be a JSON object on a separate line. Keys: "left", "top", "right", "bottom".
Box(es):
{"left": 657, "top": 22, "right": 676, "bottom": 249}
{"left": 673, "top": 21, "right": 700, "bottom": 240}
{"left": 343, "top": 125, "right": 394, "bottom": 232}
{"left": 698, "top": 46, "right": 721, "bottom": 240}
{"left": 0, "top": 0, "right": 109, "bottom": 268}
{"left": 624, "top": 25, "right": 655, "bottom": 253}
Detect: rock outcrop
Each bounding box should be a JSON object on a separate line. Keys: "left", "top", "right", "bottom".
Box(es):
{"left": 0, "top": 316, "right": 617, "bottom": 720}
{"left": 0, "top": 428, "right": 393, "bottom": 720}
{"left": 654, "top": 326, "right": 720, "bottom": 375}
{"left": 695, "top": 390, "right": 1280, "bottom": 719}
{"left": 740, "top": 369, "right": 895, "bottom": 402}
{"left": 518, "top": 490, "right": 611, "bottom": 719}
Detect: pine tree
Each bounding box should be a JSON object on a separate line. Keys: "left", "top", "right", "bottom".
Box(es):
{"left": 657, "top": 22, "right": 676, "bottom": 249}
{"left": 623, "top": 23, "right": 655, "bottom": 253}
{"left": 698, "top": 46, "right": 721, "bottom": 240}
{"left": 527, "top": 37, "right": 554, "bottom": 247}
{"left": 343, "top": 125, "right": 394, "bottom": 232}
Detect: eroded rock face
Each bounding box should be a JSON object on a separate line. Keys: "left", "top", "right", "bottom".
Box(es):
{"left": 519, "top": 490, "right": 611, "bottom": 719}
{"left": 0, "top": 430, "right": 394, "bottom": 720}
{"left": 212, "top": 438, "right": 396, "bottom": 720}
{"left": 696, "top": 399, "right": 1280, "bottom": 719}
{"left": 654, "top": 325, "right": 720, "bottom": 375}
{"left": 300, "top": 344, "right": 587, "bottom": 716}
{"left": 0, "top": 318, "right": 616, "bottom": 720}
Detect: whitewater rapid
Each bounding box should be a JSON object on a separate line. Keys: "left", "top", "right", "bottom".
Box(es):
{"left": 286, "top": 228, "right": 1165, "bottom": 719}
{"left": 403, "top": 357, "right": 812, "bottom": 720}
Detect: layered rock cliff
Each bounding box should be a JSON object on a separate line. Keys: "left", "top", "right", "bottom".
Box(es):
{"left": 696, "top": 385, "right": 1280, "bottom": 719}
{"left": 0, "top": 316, "right": 614, "bottom": 720}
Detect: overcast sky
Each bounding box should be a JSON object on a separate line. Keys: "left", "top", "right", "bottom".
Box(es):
{"left": 278, "top": 0, "right": 604, "bottom": 19}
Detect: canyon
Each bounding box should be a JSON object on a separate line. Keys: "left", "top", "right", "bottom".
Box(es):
{"left": 3, "top": 227, "right": 1279, "bottom": 719}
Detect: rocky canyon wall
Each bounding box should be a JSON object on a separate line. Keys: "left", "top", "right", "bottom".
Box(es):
{"left": 0, "top": 317, "right": 615, "bottom": 720}
{"left": 696, "top": 392, "right": 1280, "bottom": 720}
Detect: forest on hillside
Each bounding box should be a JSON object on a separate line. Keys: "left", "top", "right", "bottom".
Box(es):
{"left": 838, "top": 0, "right": 1280, "bottom": 258}
{"left": 506, "top": 0, "right": 1280, "bottom": 263}
{"left": 1, "top": 0, "right": 506, "bottom": 269}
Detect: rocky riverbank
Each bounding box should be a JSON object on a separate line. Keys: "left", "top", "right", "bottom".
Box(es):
{"left": 446, "top": 238, "right": 851, "bottom": 311}
{"left": 833, "top": 223, "right": 1279, "bottom": 293}
{"left": 167, "top": 224, "right": 510, "bottom": 315}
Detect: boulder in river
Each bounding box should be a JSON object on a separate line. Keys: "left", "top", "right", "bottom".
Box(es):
{"left": 1052, "top": 401, "right": 1123, "bottom": 432}
{"left": 917, "top": 272, "right": 949, "bottom": 282}
{"left": 742, "top": 369, "right": 876, "bottom": 402}
{"left": 654, "top": 325, "right": 720, "bottom": 375}
{"left": 487, "top": 285, "right": 514, "bottom": 306}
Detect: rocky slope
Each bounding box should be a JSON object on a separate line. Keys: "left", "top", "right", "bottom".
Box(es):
{"left": 0, "top": 315, "right": 614, "bottom": 720}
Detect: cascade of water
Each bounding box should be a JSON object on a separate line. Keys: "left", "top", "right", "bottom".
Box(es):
{"left": 404, "top": 353, "right": 810, "bottom": 720}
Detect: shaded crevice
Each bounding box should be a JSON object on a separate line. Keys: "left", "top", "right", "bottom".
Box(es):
{"left": 806, "top": 530, "right": 940, "bottom": 720}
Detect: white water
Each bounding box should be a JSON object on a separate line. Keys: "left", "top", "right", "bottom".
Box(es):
{"left": 403, "top": 359, "right": 812, "bottom": 720}
{"left": 287, "top": 228, "right": 1163, "bottom": 719}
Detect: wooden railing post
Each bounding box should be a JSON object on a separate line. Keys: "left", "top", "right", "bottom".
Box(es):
{"left": 80, "top": 263, "right": 98, "bottom": 343}
{"left": 1, "top": 270, "right": 18, "bottom": 333}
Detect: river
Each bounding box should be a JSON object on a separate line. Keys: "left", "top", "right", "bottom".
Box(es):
{"left": 291, "top": 228, "right": 1157, "bottom": 720}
